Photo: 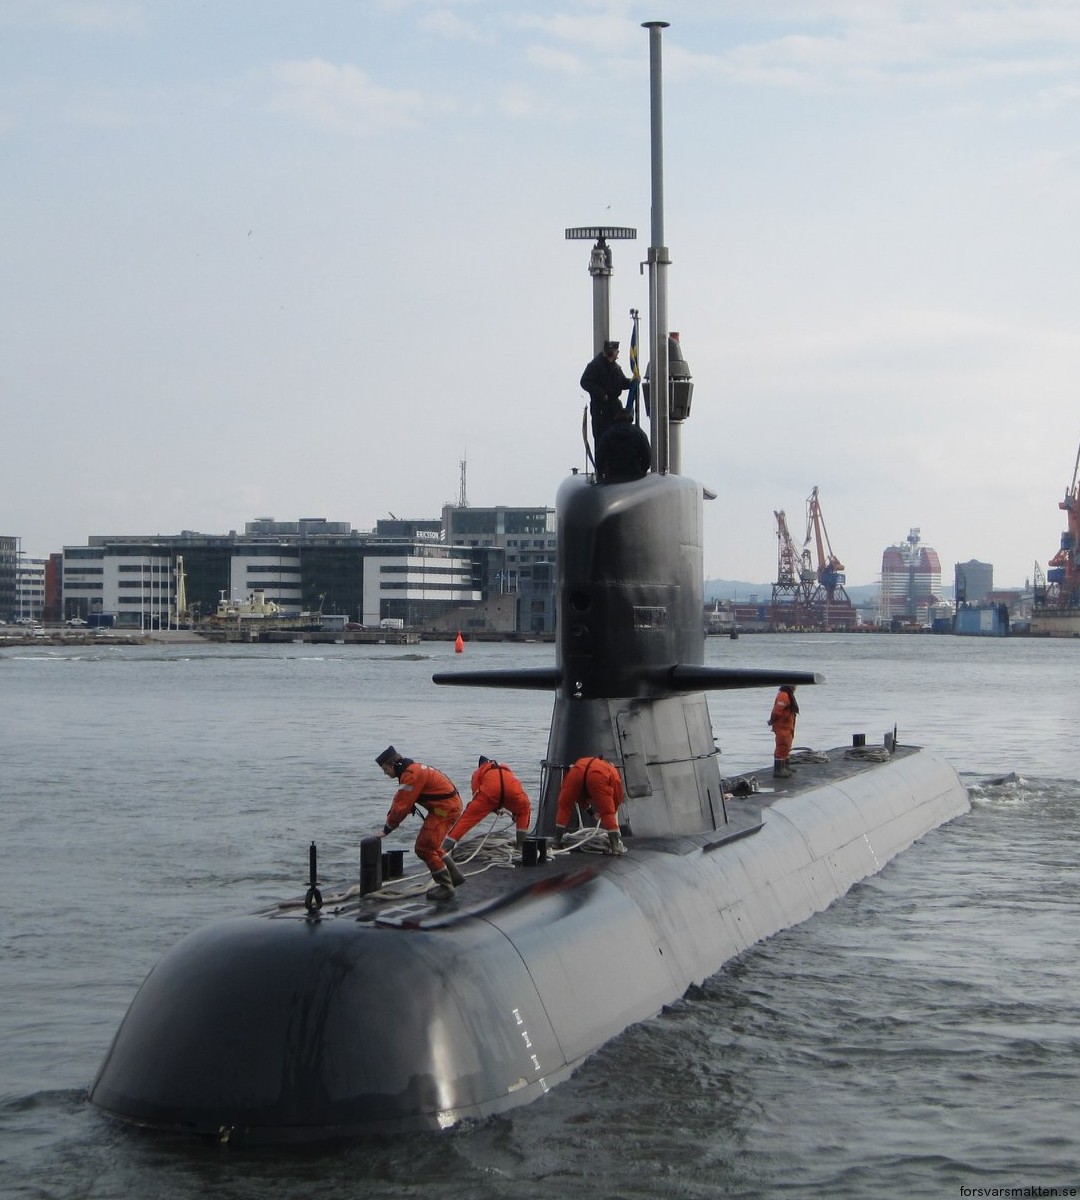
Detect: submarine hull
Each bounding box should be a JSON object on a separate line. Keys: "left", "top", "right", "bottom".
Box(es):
{"left": 89, "top": 745, "right": 968, "bottom": 1141}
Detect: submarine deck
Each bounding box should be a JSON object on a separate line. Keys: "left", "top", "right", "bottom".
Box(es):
{"left": 270, "top": 742, "right": 911, "bottom": 931}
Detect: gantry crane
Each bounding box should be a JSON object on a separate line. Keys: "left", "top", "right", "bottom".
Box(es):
{"left": 764, "top": 487, "right": 856, "bottom": 630}
{"left": 771, "top": 491, "right": 857, "bottom": 629}
{"left": 803, "top": 486, "right": 851, "bottom": 605}
{"left": 770, "top": 509, "right": 814, "bottom": 628}
{"left": 1041, "top": 437, "right": 1080, "bottom": 610}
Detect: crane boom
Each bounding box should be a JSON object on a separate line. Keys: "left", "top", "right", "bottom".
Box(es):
{"left": 775, "top": 510, "right": 814, "bottom": 586}
{"left": 803, "top": 486, "right": 845, "bottom": 590}
{"left": 774, "top": 510, "right": 799, "bottom": 586}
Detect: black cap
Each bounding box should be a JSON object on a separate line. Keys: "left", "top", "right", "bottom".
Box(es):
{"left": 478, "top": 755, "right": 491, "bottom": 767}
{"left": 604, "top": 340, "right": 619, "bottom": 353}
{"left": 376, "top": 745, "right": 399, "bottom": 767}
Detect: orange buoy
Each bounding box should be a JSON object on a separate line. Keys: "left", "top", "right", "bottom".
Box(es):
{"left": 454, "top": 632, "right": 464, "bottom": 654}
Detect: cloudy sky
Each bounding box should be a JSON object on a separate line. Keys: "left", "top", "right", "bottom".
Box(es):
{"left": 4, "top": 0, "right": 1080, "bottom": 587}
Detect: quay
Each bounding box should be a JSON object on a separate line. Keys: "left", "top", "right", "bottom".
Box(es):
{"left": 0, "top": 626, "right": 556, "bottom": 647}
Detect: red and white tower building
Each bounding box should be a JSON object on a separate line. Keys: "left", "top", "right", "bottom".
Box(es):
{"left": 879, "top": 528, "right": 942, "bottom": 626}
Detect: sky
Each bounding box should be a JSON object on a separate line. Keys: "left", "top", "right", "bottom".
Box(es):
{"left": 4, "top": 0, "right": 1080, "bottom": 588}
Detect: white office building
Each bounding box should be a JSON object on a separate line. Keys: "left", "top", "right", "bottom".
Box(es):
{"left": 15, "top": 556, "right": 47, "bottom": 622}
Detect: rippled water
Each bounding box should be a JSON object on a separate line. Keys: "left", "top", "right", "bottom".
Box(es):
{"left": 1, "top": 635, "right": 1078, "bottom": 1199}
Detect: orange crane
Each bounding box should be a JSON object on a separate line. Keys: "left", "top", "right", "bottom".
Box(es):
{"left": 803, "top": 486, "right": 848, "bottom": 600}
{"left": 1043, "top": 437, "right": 1080, "bottom": 609}
{"left": 771, "top": 492, "right": 857, "bottom": 629}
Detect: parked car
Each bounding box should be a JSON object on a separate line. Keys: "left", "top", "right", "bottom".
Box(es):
{"left": 67, "top": 617, "right": 88, "bottom": 626}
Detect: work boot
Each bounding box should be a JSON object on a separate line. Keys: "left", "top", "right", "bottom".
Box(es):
{"left": 607, "top": 830, "right": 627, "bottom": 856}
{"left": 773, "top": 758, "right": 793, "bottom": 778}
{"left": 553, "top": 824, "right": 567, "bottom": 849}
{"left": 426, "top": 868, "right": 456, "bottom": 902}
{"left": 515, "top": 828, "right": 529, "bottom": 849}
{"left": 444, "top": 856, "right": 466, "bottom": 888}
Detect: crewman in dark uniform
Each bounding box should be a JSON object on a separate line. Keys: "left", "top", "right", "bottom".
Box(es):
{"left": 595, "top": 408, "right": 651, "bottom": 483}
{"left": 580, "top": 340, "right": 634, "bottom": 445}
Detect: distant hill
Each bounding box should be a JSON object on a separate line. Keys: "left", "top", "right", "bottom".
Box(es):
{"left": 703, "top": 580, "right": 773, "bottom": 604}
{"left": 704, "top": 579, "right": 884, "bottom": 606}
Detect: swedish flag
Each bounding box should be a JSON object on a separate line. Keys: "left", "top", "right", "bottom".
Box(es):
{"left": 627, "top": 312, "right": 641, "bottom": 418}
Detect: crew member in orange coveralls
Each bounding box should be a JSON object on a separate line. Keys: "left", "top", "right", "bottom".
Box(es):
{"left": 768, "top": 685, "right": 800, "bottom": 778}
{"left": 553, "top": 756, "right": 626, "bottom": 856}
{"left": 443, "top": 756, "right": 532, "bottom": 854}
{"left": 376, "top": 745, "right": 464, "bottom": 901}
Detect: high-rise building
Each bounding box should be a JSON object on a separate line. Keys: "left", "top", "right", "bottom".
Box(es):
{"left": 0, "top": 536, "right": 17, "bottom": 621}
{"left": 954, "top": 559, "right": 993, "bottom": 604}
{"left": 879, "top": 528, "right": 942, "bottom": 626}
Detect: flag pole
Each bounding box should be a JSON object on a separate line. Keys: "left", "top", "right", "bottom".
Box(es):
{"left": 628, "top": 307, "right": 641, "bottom": 425}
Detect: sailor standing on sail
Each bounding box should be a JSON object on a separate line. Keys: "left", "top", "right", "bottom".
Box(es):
{"left": 376, "top": 746, "right": 465, "bottom": 900}
{"left": 580, "top": 340, "right": 633, "bottom": 446}
{"left": 595, "top": 407, "right": 651, "bottom": 483}
{"left": 768, "top": 686, "right": 799, "bottom": 778}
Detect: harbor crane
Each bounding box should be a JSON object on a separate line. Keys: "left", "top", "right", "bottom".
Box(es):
{"left": 770, "top": 509, "right": 815, "bottom": 627}
{"left": 803, "top": 486, "right": 851, "bottom": 608}
{"left": 771, "top": 488, "right": 857, "bottom": 630}
{"left": 1042, "top": 436, "right": 1080, "bottom": 610}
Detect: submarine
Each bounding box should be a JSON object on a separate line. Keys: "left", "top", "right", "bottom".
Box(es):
{"left": 88, "top": 22, "right": 969, "bottom": 1144}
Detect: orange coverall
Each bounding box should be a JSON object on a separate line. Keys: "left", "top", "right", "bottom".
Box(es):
{"left": 448, "top": 761, "right": 532, "bottom": 841}
{"left": 555, "top": 757, "right": 625, "bottom": 832}
{"left": 768, "top": 688, "right": 798, "bottom": 761}
{"left": 383, "top": 762, "right": 462, "bottom": 871}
